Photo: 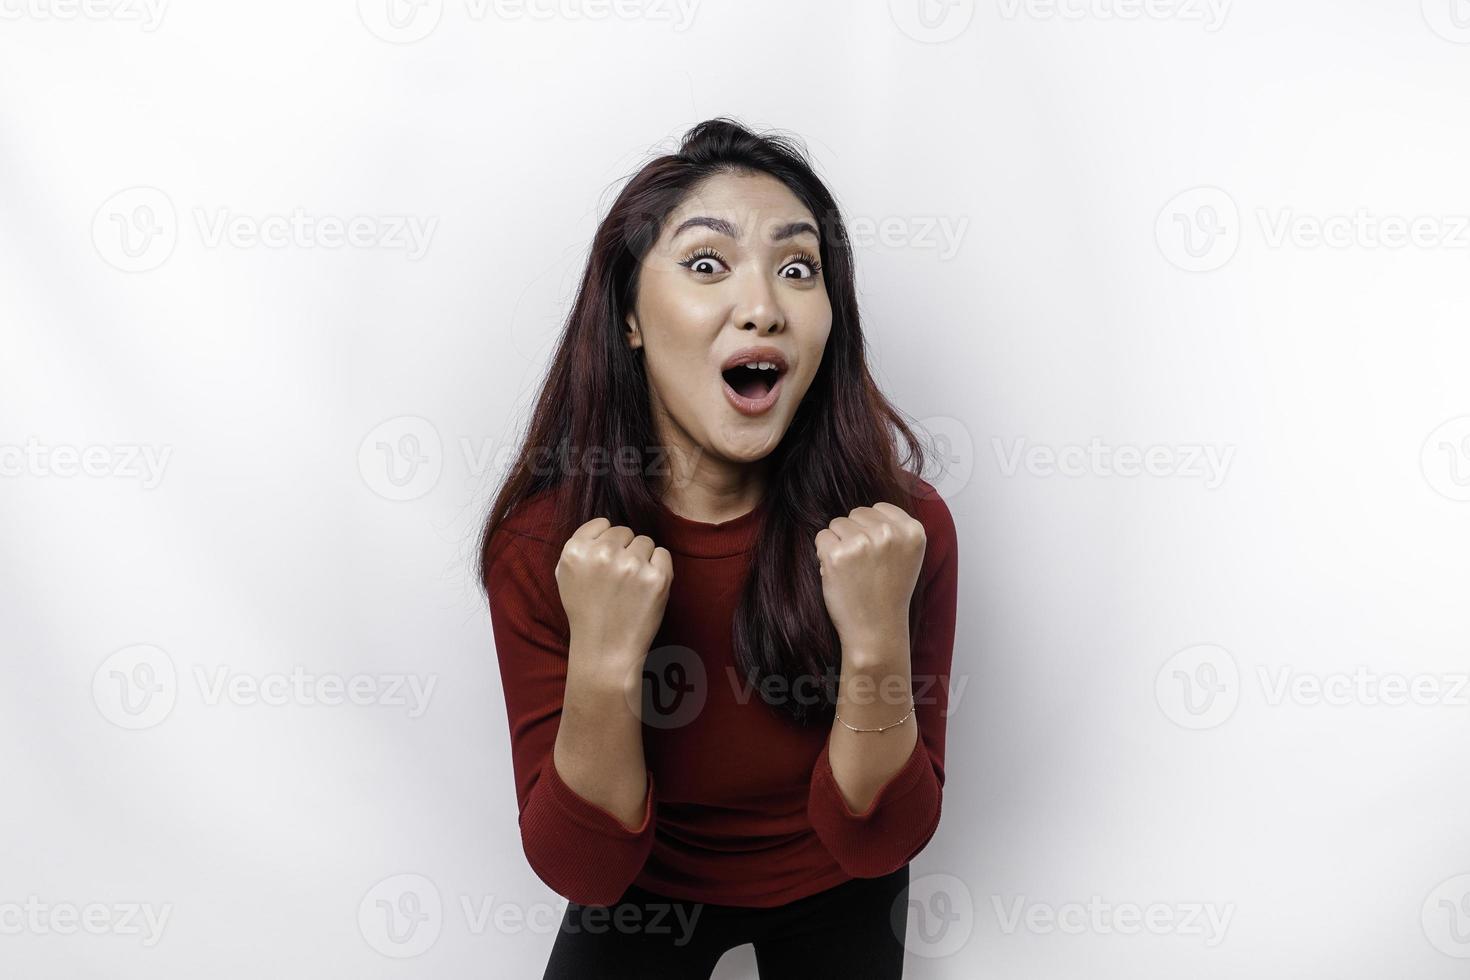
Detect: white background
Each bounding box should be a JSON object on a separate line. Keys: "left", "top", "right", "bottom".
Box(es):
{"left": 3, "top": 0, "right": 1470, "bottom": 976}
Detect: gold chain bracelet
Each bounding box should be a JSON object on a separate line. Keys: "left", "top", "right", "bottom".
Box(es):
{"left": 835, "top": 697, "right": 915, "bottom": 733}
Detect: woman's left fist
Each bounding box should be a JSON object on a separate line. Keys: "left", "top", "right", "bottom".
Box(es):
{"left": 814, "top": 502, "right": 927, "bottom": 656}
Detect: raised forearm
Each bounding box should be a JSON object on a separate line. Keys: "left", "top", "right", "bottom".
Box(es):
{"left": 825, "top": 639, "right": 918, "bottom": 814}
{"left": 552, "top": 645, "right": 649, "bottom": 831}
{"left": 808, "top": 495, "right": 954, "bottom": 876}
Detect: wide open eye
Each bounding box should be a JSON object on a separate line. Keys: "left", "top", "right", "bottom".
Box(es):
{"left": 679, "top": 247, "right": 729, "bottom": 276}
{"left": 780, "top": 250, "right": 822, "bottom": 281}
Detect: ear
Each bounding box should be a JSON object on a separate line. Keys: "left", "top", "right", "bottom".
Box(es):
{"left": 624, "top": 311, "right": 642, "bottom": 351}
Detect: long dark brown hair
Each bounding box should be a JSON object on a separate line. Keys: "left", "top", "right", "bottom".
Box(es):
{"left": 477, "top": 116, "right": 932, "bottom": 726}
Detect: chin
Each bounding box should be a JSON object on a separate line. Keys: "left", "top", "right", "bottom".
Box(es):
{"left": 709, "top": 429, "right": 784, "bottom": 464}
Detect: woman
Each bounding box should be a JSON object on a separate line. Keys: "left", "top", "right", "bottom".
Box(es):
{"left": 478, "top": 117, "right": 959, "bottom": 979}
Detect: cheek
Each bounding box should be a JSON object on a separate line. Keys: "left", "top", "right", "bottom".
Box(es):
{"left": 798, "top": 288, "right": 833, "bottom": 334}
{"left": 643, "top": 271, "right": 724, "bottom": 326}
{"left": 802, "top": 303, "right": 833, "bottom": 361}
{"left": 643, "top": 342, "right": 717, "bottom": 416}
{"left": 792, "top": 314, "right": 832, "bottom": 402}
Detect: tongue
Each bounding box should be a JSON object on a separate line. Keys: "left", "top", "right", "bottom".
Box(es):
{"left": 729, "top": 371, "right": 772, "bottom": 399}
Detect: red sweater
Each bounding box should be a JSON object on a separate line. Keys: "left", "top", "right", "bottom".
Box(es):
{"left": 485, "top": 478, "right": 958, "bottom": 908}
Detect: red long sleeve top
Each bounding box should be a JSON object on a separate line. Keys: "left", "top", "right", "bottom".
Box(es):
{"left": 484, "top": 478, "right": 958, "bottom": 908}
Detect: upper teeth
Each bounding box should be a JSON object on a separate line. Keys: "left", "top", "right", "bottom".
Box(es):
{"left": 743, "top": 361, "right": 776, "bottom": 371}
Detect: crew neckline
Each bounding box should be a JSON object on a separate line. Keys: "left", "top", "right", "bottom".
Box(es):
{"left": 653, "top": 494, "right": 769, "bottom": 559}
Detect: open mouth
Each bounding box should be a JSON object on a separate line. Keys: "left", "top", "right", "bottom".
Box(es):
{"left": 719, "top": 349, "right": 790, "bottom": 416}
{"left": 721, "top": 362, "right": 782, "bottom": 400}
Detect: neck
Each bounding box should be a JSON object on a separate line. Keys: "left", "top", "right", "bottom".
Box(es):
{"left": 657, "top": 454, "right": 768, "bottom": 525}
{"left": 648, "top": 397, "right": 772, "bottom": 523}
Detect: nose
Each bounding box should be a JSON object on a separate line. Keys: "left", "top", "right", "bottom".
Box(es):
{"left": 731, "top": 268, "right": 785, "bottom": 335}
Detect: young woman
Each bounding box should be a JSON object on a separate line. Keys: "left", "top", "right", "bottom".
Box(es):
{"left": 478, "top": 117, "right": 959, "bottom": 979}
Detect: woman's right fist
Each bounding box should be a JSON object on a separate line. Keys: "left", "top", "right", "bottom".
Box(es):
{"left": 554, "top": 517, "right": 673, "bottom": 677}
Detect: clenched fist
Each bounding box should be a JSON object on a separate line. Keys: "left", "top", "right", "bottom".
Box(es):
{"left": 555, "top": 518, "right": 673, "bottom": 684}
{"left": 814, "top": 502, "right": 926, "bottom": 660}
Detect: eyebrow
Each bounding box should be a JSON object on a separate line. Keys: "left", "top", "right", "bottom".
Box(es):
{"left": 671, "top": 216, "right": 820, "bottom": 244}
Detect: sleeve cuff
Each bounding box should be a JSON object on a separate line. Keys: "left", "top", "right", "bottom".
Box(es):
{"left": 518, "top": 758, "right": 658, "bottom": 905}
{"left": 541, "top": 755, "right": 656, "bottom": 837}
{"left": 807, "top": 733, "right": 941, "bottom": 878}
{"left": 813, "top": 733, "right": 930, "bottom": 821}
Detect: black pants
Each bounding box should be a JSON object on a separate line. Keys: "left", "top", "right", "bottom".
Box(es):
{"left": 542, "top": 864, "right": 910, "bottom": 979}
